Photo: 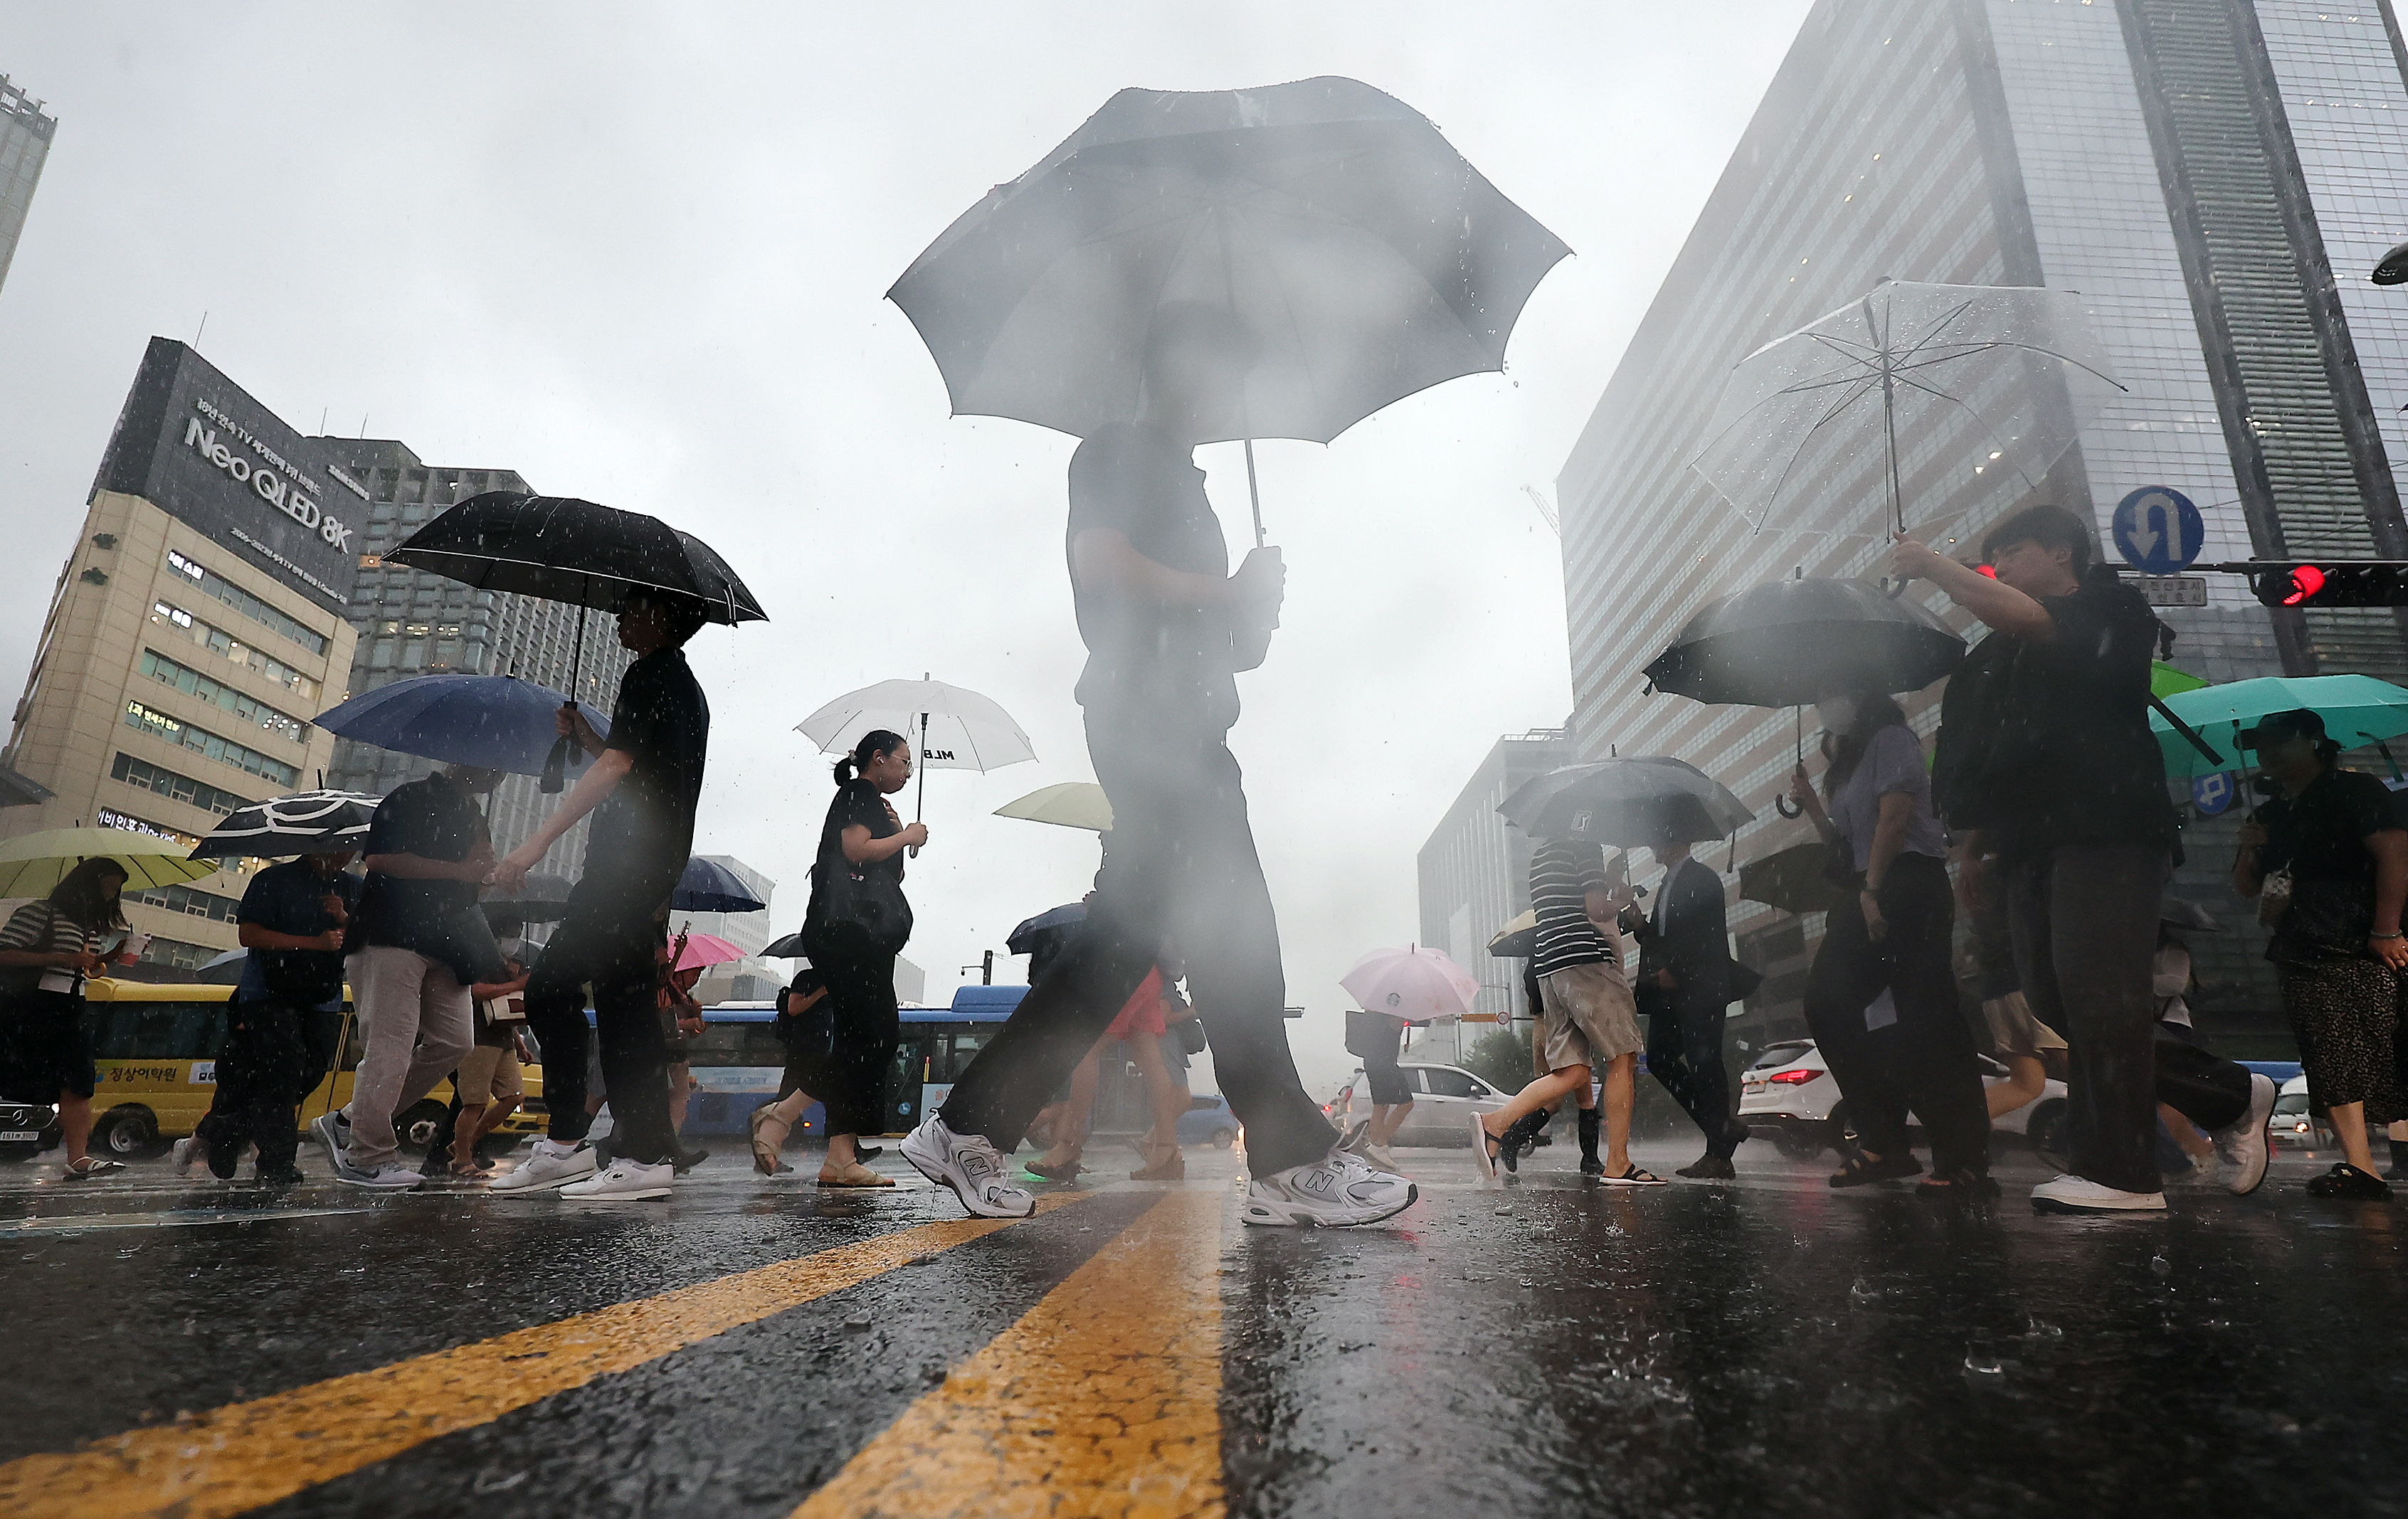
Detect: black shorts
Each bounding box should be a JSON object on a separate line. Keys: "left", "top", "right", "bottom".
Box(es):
{"left": 1, "top": 990, "right": 97, "bottom": 1101}
{"left": 1363, "top": 1057, "right": 1412, "bottom": 1107}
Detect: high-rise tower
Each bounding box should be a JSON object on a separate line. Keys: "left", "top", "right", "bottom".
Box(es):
{"left": 0, "top": 73, "right": 55, "bottom": 296}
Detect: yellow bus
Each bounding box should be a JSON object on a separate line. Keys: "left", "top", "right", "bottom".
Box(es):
{"left": 78, "top": 978, "right": 544, "bottom": 1158}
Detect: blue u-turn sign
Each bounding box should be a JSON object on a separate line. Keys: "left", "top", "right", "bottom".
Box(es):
{"left": 2113, "top": 486, "right": 2206, "bottom": 574}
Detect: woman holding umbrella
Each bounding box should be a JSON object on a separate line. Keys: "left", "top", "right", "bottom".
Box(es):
{"left": 0, "top": 858, "right": 138, "bottom": 1177}
{"left": 1787, "top": 692, "right": 1991, "bottom": 1194}
{"left": 793, "top": 730, "right": 925, "bottom": 1188}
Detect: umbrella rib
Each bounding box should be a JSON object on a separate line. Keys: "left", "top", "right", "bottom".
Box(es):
{"left": 1884, "top": 369, "right": 2062, "bottom": 499}
{"left": 1750, "top": 372, "right": 1887, "bottom": 518}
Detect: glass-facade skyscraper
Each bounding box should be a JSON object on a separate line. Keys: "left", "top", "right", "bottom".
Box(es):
{"left": 1557, "top": 0, "right": 2408, "bottom": 1040}
{"left": 0, "top": 73, "right": 55, "bottom": 296}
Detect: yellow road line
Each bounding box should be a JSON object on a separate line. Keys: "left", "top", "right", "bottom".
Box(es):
{"left": 791, "top": 1187, "right": 1226, "bottom": 1519}
{"left": 0, "top": 1195, "right": 1084, "bottom": 1519}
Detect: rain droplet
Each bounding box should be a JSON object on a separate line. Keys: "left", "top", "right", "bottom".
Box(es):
{"left": 2024, "top": 1315, "right": 2063, "bottom": 1339}
{"left": 1964, "top": 1351, "right": 2004, "bottom": 1376}
{"left": 1849, "top": 1276, "right": 1881, "bottom": 1306}
{"left": 2150, "top": 1253, "right": 2171, "bottom": 1277}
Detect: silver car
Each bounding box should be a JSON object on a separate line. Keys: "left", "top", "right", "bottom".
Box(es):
{"left": 1738, "top": 1039, "right": 2069, "bottom": 1165}
{"left": 1335, "top": 1062, "right": 1514, "bottom": 1146}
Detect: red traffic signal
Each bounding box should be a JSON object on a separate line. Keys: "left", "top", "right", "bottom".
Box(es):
{"left": 2247, "top": 561, "right": 2408, "bottom": 608}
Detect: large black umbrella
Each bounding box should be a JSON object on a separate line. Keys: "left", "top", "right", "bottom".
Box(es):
{"left": 1738, "top": 842, "right": 1847, "bottom": 916}
{"left": 889, "top": 75, "right": 1569, "bottom": 541}
{"left": 1006, "top": 902, "right": 1087, "bottom": 958}
{"left": 190, "top": 790, "right": 379, "bottom": 859}
{"left": 1498, "top": 758, "right": 1754, "bottom": 846}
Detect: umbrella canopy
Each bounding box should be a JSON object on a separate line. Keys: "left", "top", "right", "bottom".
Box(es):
{"left": 1486, "top": 909, "right": 1539, "bottom": 960}
{"left": 673, "top": 856, "right": 768, "bottom": 914}
{"left": 2153, "top": 662, "right": 2209, "bottom": 699}
{"left": 190, "top": 790, "right": 379, "bottom": 860}
{"left": 386, "top": 493, "right": 766, "bottom": 626}
{"left": 797, "top": 678, "right": 1036, "bottom": 774}
{"left": 2161, "top": 897, "right": 2222, "bottom": 932}
{"left": 1499, "top": 758, "right": 1755, "bottom": 847}
{"left": 761, "top": 932, "right": 810, "bottom": 959}
{"left": 1340, "top": 946, "right": 1482, "bottom": 1022}
{"left": 314, "top": 675, "right": 611, "bottom": 778}
{"left": 0, "top": 827, "right": 226, "bottom": 896}
{"left": 1007, "top": 902, "right": 1089, "bottom": 957}
{"left": 194, "top": 946, "right": 250, "bottom": 985}
{"left": 2149, "top": 674, "right": 2408, "bottom": 780}
{"left": 671, "top": 932, "right": 748, "bottom": 973}
{"left": 1738, "top": 841, "right": 1848, "bottom": 916}
{"left": 889, "top": 75, "right": 1570, "bottom": 450}
{"left": 993, "top": 782, "right": 1114, "bottom": 832}
{"left": 1691, "top": 281, "right": 2123, "bottom": 544}
{"left": 1642, "top": 578, "right": 1965, "bottom": 708}
{"left": 480, "top": 899, "right": 569, "bottom": 933}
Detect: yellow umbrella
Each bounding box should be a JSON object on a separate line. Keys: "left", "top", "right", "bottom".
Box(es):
{"left": 0, "top": 827, "right": 226, "bottom": 897}
{"left": 992, "top": 782, "right": 1114, "bottom": 832}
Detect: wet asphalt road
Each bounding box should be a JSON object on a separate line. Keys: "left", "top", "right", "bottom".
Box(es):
{"left": 1, "top": 1136, "right": 2404, "bottom": 1518}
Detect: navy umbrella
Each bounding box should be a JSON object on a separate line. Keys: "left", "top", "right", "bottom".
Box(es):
{"left": 1007, "top": 902, "right": 1087, "bottom": 957}
{"left": 761, "top": 933, "right": 810, "bottom": 959}
{"left": 674, "top": 856, "right": 768, "bottom": 914}
{"left": 315, "top": 674, "right": 609, "bottom": 778}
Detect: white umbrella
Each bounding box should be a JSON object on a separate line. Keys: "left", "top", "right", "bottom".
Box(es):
{"left": 992, "top": 781, "right": 1114, "bottom": 832}
{"left": 796, "top": 674, "right": 1036, "bottom": 822}
{"left": 1340, "top": 946, "right": 1482, "bottom": 1023}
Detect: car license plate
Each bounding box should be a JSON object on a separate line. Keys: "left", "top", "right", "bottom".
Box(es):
{"left": 0, "top": 1131, "right": 38, "bottom": 1142}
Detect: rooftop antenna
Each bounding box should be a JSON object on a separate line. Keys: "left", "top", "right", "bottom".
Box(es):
{"left": 192, "top": 311, "right": 208, "bottom": 347}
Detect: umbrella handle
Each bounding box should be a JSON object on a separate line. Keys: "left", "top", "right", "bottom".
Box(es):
{"left": 1775, "top": 795, "right": 1804, "bottom": 820}
{"left": 1879, "top": 577, "right": 1908, "bottom": 600}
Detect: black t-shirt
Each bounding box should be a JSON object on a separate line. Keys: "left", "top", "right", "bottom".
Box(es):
{"left": 1980, "top": 568, "right": 2181, "bottom": 861}
{"left": 584, "top": 647, "right": 709, "bottom": 908}
{"left": 1066, "top": 423, "right": 1239, "bottom": 733}
{"left": 354, "top": 773, "right": 491, "bottom": 954}
{"left": 2259, "top": 768, "right": 2405, "bottom": 959}
{"left": 236, "top": 862, "right": 362, "bottom": 1010}
{"left": 805, "top": 778, "right": 906, "bottom": 932}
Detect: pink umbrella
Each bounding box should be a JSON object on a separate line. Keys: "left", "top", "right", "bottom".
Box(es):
{"left": 672, "top": 932, "right": 747, "bottom": 972}
{"left": 1340, "top": 946, "right": 1482, "bottom": 1022}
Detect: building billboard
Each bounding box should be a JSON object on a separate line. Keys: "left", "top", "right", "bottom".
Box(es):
{"left": 90, "top": 338, "right": 362, "bottom": 612}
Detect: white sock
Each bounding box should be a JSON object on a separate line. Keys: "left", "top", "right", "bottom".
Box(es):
{"left": 539, "top": 1137, "right": 581, "bottom": 1157}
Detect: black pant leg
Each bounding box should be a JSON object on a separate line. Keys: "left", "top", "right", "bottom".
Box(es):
{"left": 591, "top": 923, "right": 672, "bottom": 1166}
{"left": 2015, "top": 845, "right": 2167, "bottom": 1194}
{"left": 1681, "top": 995, "right": 1740, "bottom": 1157}
{"left": 1801, "top": 893, "right": 1911, "bottom": 1158}
{"left": 2154, "top": 1025, "right": 2251, "bottom": 1133}
{"left": 812, "top": 945, "right": 900, "bottom": 1136}
{"left": 1880, "top": 857, "right": 1990, "bottom": 1175}
{"left": 203, "top": 1016, "right": 265, "bottom": 1171}
{"left": 245, "top": 1002, "right": 307, "bottom": 1172}
{"left": 524, "top": 917, "right": 602, "bottom": 1145}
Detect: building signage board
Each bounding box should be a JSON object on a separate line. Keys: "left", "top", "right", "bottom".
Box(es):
{"left": 89, "top": 338, "right": 359, "bottom": 613}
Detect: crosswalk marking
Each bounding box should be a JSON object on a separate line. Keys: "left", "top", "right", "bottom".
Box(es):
{"left": 6, "top": 1206, "right": 372, "bottom": 1234}
{"left": 0, "top": 1195, "right": 1085, "bottom": 1519}
{"left": 791, "top": 1188, "right": 1227, "bottom": 1519}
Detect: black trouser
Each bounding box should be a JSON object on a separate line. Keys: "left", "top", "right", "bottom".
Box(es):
{"left": 1802, "top": 854, "right": 1990, "bottom": 1176}
{"left": 196, "top": 997, "right": 309, "bottom": 1173}
{"left": 300, "top": 1009, "right": 345, "bottom": 1112}
{"left": 941, "top": 715, "right": 1334, "bottom": 1177}
{"left": 1642, "top": 984, "right": 1741, "bottom": 1156}
{"left": 2005, "top": 843, "right": 2252, "bottom": 1193}
{"left": 788, "top": 934, "right": 899, "bottom": 1136}
{"left": 525, "top": 894, "right": 674, "bottom": 1165}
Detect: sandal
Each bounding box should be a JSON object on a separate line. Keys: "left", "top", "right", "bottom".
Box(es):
{"left": 1129, "top": 1145, "right": 1184, "bottom": 1181}
{"left": 749, "top": 1105, "right": 791, "bottom": 1177}
{"left": 1470, "top": 1114, "right": 1504, "bottom": 1185}
{"left": 63, "top": 1157, "right": 125, "bottom": 1180}
{"left": 1025, "top": 1156, "right": 1084, "bottom": 1182}
{"left": 816, "top": 1162, "right": 894, "bottom": 1188}
{"left": 1598, "top": 1163, "right": 1667, "bottom": 1186}
{"left": 1829, "top": 1152, "right": 1923, "bottom": 1189}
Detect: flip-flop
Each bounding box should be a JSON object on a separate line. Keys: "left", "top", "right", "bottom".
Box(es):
{"left": 1598, "top": 1164, "right": 1666, "bottom": 1186}
{"left": 63, "top": 1157, "right": 126, "bottom": 1179}
{"left": 1469, "top": 1114, "right": 1502, "bottom": 1185}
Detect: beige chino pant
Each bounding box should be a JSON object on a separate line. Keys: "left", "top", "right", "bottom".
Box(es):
{"left": 342, "top": 945, "right": 473, "bottom": 1170}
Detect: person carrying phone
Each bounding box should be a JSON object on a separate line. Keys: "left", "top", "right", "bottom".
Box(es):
{"left": 0, "top": 857, "right": 137, "bottom": 1178}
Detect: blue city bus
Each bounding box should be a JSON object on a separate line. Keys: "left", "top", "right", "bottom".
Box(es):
{"left": 675, "top": 984, "right": 1026, "bottom": 1140}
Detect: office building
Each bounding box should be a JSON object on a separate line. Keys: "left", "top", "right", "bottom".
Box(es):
{"left": 0, "top": 73, "right": 54, "bottom": 295}
{"left": 1415, "top": 727, "right": 1573, "bottom": 1058}
{"left": 1556, "top": 0, "right": 2408, "bottom": 1037}
{"left": 1, "top": 340, "right": 360, "bottom": 973}
{"left": 320, "top": 440, "right": 633, "bottom": 877}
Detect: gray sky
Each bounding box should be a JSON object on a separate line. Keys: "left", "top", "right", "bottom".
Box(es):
{"left": 0, "top": 1, "right": 1812, "bottom": 1095}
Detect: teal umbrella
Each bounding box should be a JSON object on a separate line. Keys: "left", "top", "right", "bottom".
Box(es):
{"left": 2148, "top": 674, "right": 2408, "bottom": 779}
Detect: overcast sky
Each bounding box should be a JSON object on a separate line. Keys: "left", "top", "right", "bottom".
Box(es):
{"left": 0, "top": 2, "right": 1812, "bottom": 1096}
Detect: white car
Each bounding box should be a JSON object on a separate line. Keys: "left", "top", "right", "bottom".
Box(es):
{"left": 1331, "top": 1062, "right": 1514, "bottom": 1146}
{"left": 1738, "top": 1039, "right": 2069, "bottom": 1166}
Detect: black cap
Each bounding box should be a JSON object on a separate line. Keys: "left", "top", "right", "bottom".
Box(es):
{"left": 2237, "top": 707, "right": 2326, "bottom": 750}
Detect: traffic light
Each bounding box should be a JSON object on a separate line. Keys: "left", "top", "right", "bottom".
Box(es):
{"left": 2246, "top": 561, "right": 2408, "bottom": 608}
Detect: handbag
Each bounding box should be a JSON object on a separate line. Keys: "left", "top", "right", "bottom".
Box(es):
{"left": 1173, "top": 1015, "right": 1208, "bottom": 1057}
{"left": 806, "top": 854, "right": 914, "bottom": 953}
{"left": 2257, "top": 867, "right": 2293, "bottom": 930}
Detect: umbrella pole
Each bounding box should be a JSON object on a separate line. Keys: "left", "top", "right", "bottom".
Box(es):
{"left": 1776, "top": 706, "right": 1805, "bottom": 818}
{"left": 1213, "top": 205, "right": 1269, "bottom": 549}
{"left": 909, "top": 709, "right": 928, "bottom": 858}
{"left": 1243, "top": 439, "right": 1265, "bottom": 549}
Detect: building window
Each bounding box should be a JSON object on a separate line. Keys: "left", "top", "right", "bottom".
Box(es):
{"left": 139, "top": 631, "right": 317, "bottom": 717}
{"left": 121, "top": 702, "right": 300, "bottom": 788}
{"left": 107, "top": 754, "right": 256, "bottom": 818}
{"left": 164, "top": 549, "right": 330, "bottom": 657}
{"left": 125, "top": 882, "right": 243, "bottom": 925}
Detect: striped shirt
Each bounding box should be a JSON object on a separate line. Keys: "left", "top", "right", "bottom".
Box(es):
{"left": 1, "top": 901, "right": 100, "bottom": 995}
{"left": 1529, "top": 838, "right": 1617, "bottom": 977}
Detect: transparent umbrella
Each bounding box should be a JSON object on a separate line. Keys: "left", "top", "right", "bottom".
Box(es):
{"left": 1691, "top": 281, "right": 2124, "bottom": 545}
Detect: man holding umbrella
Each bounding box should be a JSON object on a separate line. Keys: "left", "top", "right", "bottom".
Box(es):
{"left": 492, "top": 591, "right": 712, "bottom": 1200}
{"left": 902, "top": 307, "right": 1415, "bottom": 1226}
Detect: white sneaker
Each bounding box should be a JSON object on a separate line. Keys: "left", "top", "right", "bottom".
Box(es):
{"left": 1242, "top": 1150, "right": 1417, "bottom": 1228}
{"left": 2177, "top": 1153, "right": 2222, "bottom": 1187}
{"left": 171, "top": 1136, "right": 204, "bottom": 1178}
{"left": 337, "top": 1162, "right": 424, "bottom": 1192}
{"left": 490, "top": 1138, "right": 599, "bottom": 1195}
{"left": 2211, "top": 1074, "right": 2276, "bottom": 1196}
{"left": 309, "top": 1111, "right": 350, "bottom": 1170}
{"left": 900, "top": 1115, "right": 1034, "bottom": 1219}
{"left": 2031, "top": 1174, "right": 2167, "bottom": 1214}
{"left": 561, "top": 1158, "right": 673, "bottom": 1200}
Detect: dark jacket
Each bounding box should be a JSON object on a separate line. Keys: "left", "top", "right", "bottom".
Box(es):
{"left": 1635, "top": 857, "right": 1733, "bottom": 1012}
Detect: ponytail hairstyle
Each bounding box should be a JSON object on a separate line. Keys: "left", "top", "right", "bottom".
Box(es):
{"left": 49, "top": 857, "right": 131, "bottom": 933}
{"left": 835, "top": 729, "right": 909, "bottom": 785}
{"left": 1824, "top": 689, "right": 1910, "bottom": 796}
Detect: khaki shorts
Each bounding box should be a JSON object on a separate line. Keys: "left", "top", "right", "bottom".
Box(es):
{"left": 1538, "top": 963, "right": 1643, "bottom": 1071}
{"left": 456, "top": 1043, "right": 524, "bottom": 1106}
{"left": 1981, "top": 989, "right": 2067, "bottom": 1059}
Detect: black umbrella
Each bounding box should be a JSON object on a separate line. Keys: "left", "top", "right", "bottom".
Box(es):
{"left": 1007, "top": 902, "right": 1087, "bottom": 957}
{"left": 889, "top": 75, "right": 1569, "bottom": 543}
{"left": 1498, "top": 758, "right": 1754, "bottom": 846}
{"left": 190, "top": 790, "right": 379, "bottom": 859}
{"left": 388, "top": 492, "right": 766, "bottom": 789}
{"left": 1738, "top": 842, "right": 1848, "bottom": 916}
{"left": 480, "top": 899, "right": 569, "bottom": 934}
{"left": 761, "top": 933, "right": 810, "bottom": 959}
{"left": 673, "top": 856, "right": 768, "bottom": 914}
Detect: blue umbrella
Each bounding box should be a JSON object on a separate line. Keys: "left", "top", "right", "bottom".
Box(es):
{"left": 674, "top": 856, "right": 768, "bottom": 914}
{"left": 315, "top": 674, "right": 609, "bottom": 778}
{"left": 1006, "top": 901, "right": 1087, "bottom": 956}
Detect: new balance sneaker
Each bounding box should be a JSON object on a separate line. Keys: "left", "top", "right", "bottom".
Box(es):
{"left": 490, "top": 1138, "right": 599, "bottom": 1195}
{"left": 900, "top": 1115, "right": 1034, "bottom": 1219}
{"left": 2031, "top": 1174, "right": 2166, "bottom": 1214}
{"left": 335, "top": 1161, "right": 424, "bottom": 1191}
{"left": 1241, "top": 1151, "right": 1417, "bottom": 1228}
{"left": 561, "top": 1158, "right": 673, "bottom": 1200}
{"left": 309, "top": 1111, "right": 351, "bottom": 1170}
{"left": 2211, "top": 1074, "right": 2276, "bottom": 1197}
